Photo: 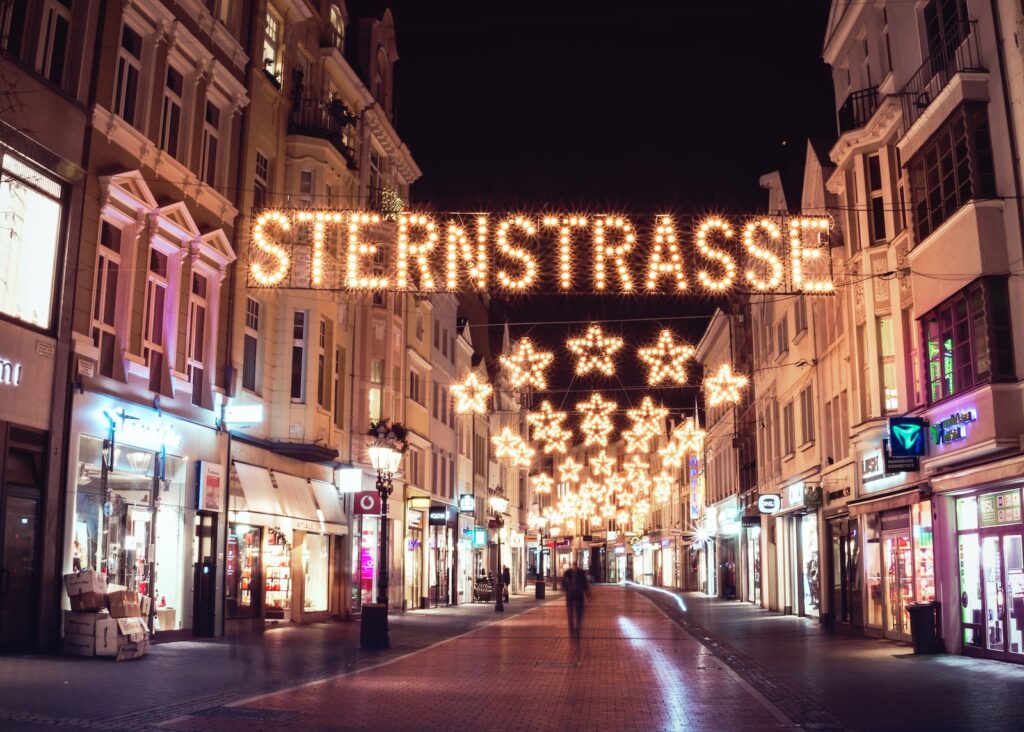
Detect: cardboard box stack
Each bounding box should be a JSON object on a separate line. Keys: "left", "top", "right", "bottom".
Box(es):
{"left": 63, "top": 570, "right": 149, "bottom": 661}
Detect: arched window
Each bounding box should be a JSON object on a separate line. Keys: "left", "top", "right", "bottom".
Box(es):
{"left": 329, "top": 6, "right": 344, "bottom": 50}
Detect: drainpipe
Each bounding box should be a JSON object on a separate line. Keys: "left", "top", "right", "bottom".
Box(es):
{"left": 988, "top": 0, "right": 1024, "bottom": 262}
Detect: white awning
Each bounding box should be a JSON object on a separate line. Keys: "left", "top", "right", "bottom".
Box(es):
{"left": 234, "top": 463, "right": 283, "bottom": 516}
{"left": 273, "top": 471, "right": 320, "bottom": 522}
{"left": 311, "top": 479, "right": 346, "bottom": 524}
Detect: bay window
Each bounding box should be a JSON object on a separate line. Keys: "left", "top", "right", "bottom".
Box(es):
{"left": 921, "top": 278, "right": 1014, "bottom": 403}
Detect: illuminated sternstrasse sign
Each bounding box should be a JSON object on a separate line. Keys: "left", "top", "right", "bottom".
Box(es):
{"left": 248, "top": 210, "right": 836, "bottom": 295}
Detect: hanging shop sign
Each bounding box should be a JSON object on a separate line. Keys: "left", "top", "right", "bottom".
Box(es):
{"left": 757, "top": 494, "right": 782, "bottom": 514}
{"left": 353, "top": 490, "right": 381, "bottom": 515}
{"left": 248, "top": 210, "right": 835, "bottom": 296}
{"left": 458, "top": 493, "right": 476, "bottom": 513}
{"left": 472, "top": 527, "right": 487, "bottom": 547}
{"left": 0, "top": 355, "right": 23, "bottom": 386}
{"left": 931, "top": 409, "right": 977, "bottom": 446}
{"left": 882, "top": 439, "right": 920, "bottom": 473}
{"left": 105, "top": 409, "right": 183, "bottom": 451}
{"left": 979, "top": 488, "right": 1022, "bottom": 528}
{"left": 826, "top": 486, "right": 851, "bottom": 504}
{"left": 888, "top": 417, "right": 927, "bottom": 457}
{"left": 195, "top": 461, "right": 224, "bottom": 513}
{"left": 428, "top": 507, "right": 450, "bottom": 526}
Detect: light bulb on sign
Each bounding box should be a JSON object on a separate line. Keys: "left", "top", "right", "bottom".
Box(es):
{"left": 592, "top": 216, "right": 636, "bottom": 291}
{"left": 695, "top": 216, "right": 737, "bottom": 292}
{"left": 646, "top": 216, "right": 688, "bottom": 291}
{"left": 742, "top": 218, "right": 784, "bottom": 291}
{"left": 588, "top": 450, "right": 616, "bottom": 479}
{"left": 637, "top": 329, "right": 695, "bottom": 386}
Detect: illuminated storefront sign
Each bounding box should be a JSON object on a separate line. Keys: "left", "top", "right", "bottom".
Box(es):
{"left": 931, "top": 409, "right": 977, "bottom": 446}
{"left": 458, "top": 493, "right": 476, "bottom": 513}
{"left": 978, "top": 488, "right": 1022, "bottom": 528}
{"left": 758, "top": 494, "right": 782, "bottom": 514}
{"left": 104, "top": 409, "right": 183, "bottom": 451}
{"left": 0, "top": 356, "right": 23, "bottom": 386}
{"left": 249, "top": 210, "right": 835, "bottom": 296}
{"left": 223, "top": 404, "right": 264, "bottom": 425}
{"left": 888, "top": 417, "right": 927, "bottom": 457}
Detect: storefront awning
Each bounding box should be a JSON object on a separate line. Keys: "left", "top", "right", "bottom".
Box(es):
{"left": 847, "top": 482, "right": 930, "bottom": 516}
{"left": 273, "top": 472, "right": 320, "bottom": 522}
{"left": 310, "top": 479, "right": 346, "bottom": 525}
{"left": 234, "top": 463, "right": 284, "bottom": 516}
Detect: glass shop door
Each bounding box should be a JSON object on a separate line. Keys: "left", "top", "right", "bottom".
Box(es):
{"left": 883, "top": 533, "right": 914, "bottom": 642}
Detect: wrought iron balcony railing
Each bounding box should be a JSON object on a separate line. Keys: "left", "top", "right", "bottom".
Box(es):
{"left": 288, "top": 97, "right": 358, "bottom": 169}
{"left": 837, "top": 86, "right": 880, "bottom": 133}
{"left": 901, "top": 20, "right": 984, "bottom": 128}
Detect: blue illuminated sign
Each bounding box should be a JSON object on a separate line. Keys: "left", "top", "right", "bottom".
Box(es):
{"left": 888, "top": 417, "right": 927, "bottom": 458}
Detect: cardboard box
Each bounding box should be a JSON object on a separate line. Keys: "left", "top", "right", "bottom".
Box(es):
{"left": 140, "top": 594, "right": 152, "bottom": 618}
{"left": 63, "top": 631, "right": 95, "bottom": 656}
{"left": 155, "top": 607, "right": 176, "bottom": 630}
{"left": 95, "top": 617, "right": 148, "bottom": 658}
{"left": 64, "top": 570, "right": 107, "bottom": 597}
{"left": 69, "top": 592, "right": 107, "bottom": 612}
{"left": 108, "top": 590, "right": 141, "bottom": 618}
{"left": 116, "top": 638, "right": 148, "bottom": 662}
{"left": 65, "top": 610, "right": 110, "bottom": 636}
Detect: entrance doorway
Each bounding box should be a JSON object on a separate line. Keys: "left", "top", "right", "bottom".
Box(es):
{"left": 883, "top": 532, "right": 913, "bottom": 641}
{"left": 828, "top": 518, "right": 861, "bottom": 626}
{"left": 192, "top": 513, "right": 217, "bottom": 637}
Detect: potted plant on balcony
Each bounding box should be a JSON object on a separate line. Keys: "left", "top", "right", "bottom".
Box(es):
{"left": 329, "top": 99, "right": 357, "bottom": 127}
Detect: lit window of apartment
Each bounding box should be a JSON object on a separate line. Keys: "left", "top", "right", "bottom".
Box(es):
{"left": 37, "top": 0, "right": 71, "bottom": 87}
{"left": 91, "top": 221, "right": 121, "bottom": 377}
{"left": 799, "top": 385, "right": 814, "bottom": 445}
{"left": 866, "top": 153, "right": 886, "bottom": 243}
{"left": 159, "top": 66, "right": 185, "bottom": 159}
{"left": 369, "top": 148, "right": 384, "bottom": 210}
{"left": 291, "top": 311, "right": 307, "bottom": 402}
{"left": 142, "top": 249, "right": 169, "bottom": 376}
{"left": 253, "top": 151, "right": 269, "bottom": 209}
{"left": 922, "top": 278, "right": 1015, "bottom": 403}
{"left": 877, "top": 316, "right": 898, "bottom": 413}
{"left": 908, "top": 104, "right": 995, "bottom": 244}
{"left": 333, "top": 346, "right": 344, "bottom": 428}
{"left": 368, "top": 358, "right": 383, "bottom": 423}
{"left": 114, "top": 24, "right": 143, "bottom": 128}
{"left": 0, "top": 155, "right": 62, "bottom": 330}
{"left": 263, "top": 7, "right": 283, "bottom": 84}
{"left": 242, "top": 296, "right": 260, "bottom": 392}
{"left": 328, "top": 5, "right": 345, "bottom": 50}
{"left": 902, "top": 307, "right": 921, "bottom": 408}
{"left": 200, "top": 100, "right": 221, "bottom": 187}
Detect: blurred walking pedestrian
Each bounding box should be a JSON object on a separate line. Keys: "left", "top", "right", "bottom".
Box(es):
{"left": 563, "top": 562, "right": 591, "bottom": 639}
{"left": 501, "top": 565, "right": 511, "bottom": 602}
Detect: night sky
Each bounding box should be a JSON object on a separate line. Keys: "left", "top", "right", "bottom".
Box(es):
{"left": 366, "top": 1, "right": 838, "bottom": 416}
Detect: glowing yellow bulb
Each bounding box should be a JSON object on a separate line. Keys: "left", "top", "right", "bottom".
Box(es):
{"left": 695, "top": 216, "right": 737, "bottom": 292}
{"left": 531, "top": 473, "right": 554, "bottom": 494}
{"left": 789, "top": 216, "right": 834, "bottom": 293}
{"left": 646, "top": 215, "right": 687, "bottom": 291}
{"left": 496, "top": 217, "right": 538, "bottom": 291}
{"left": 592, "top": 216, "right": 635, "bottom": 291}
{"left": 743, "top": 218, "right": 784, "bottom": 291}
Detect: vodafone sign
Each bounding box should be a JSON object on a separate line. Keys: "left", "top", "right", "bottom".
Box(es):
{"left": 354, "top": 491, "right": 382, "bottom": 515}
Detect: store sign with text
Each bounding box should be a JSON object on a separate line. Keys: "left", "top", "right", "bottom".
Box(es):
{"left": 195, "top": 461, "right": 224, "bottom": 513}
{"left": 758, "top": 494, "right": 782, "bottom": 514}
{"left": 979, "top": 488, "right": 1022, "bottom": 528}
{"left": 931, "top": 409, "right": 977, "bottom": 446}
{"left": 458, "top": 493, "right": 475, "bottom": 513}
{"left": 0, "top": 355, "right": 23, "bottom": 386}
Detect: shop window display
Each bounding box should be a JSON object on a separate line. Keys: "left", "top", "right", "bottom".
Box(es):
{"left": 800, "top": 515, "right": 820, "bottom": 617}
{"left": 72, "top": 435, "right": 188, "bottom": 631}
{"left": 226, "top": 524, "right": 261, "bottom": 618}
{"left": 864, "top": 515, "right": 883, "bottom": 627}
{"left": 303, "top": 533, "right": 329, "bottom": 613}
{"left": 264, "top": 527, "right": 292, "bottom": 621}
{"left": 351, "top": 516, "right": 378, "bottom": 614}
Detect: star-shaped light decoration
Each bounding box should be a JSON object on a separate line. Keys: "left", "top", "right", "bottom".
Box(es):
{"left": 565, "top": 324, "right": 624, "bottom": 377}
{"left": 600, "top": 502, "right": 616, "bottom": 519}
{"left": 659, "top": 417, "right": 705, "bottom": 468}
{"left": 558, "top": 456, "right": 583, "bottom": 484}
{"left": 622, "top": 455, "right": 649, "bottom": 481}
{"left": 605, "top": 472, "right": 626, "bottom": 497}
{"left": 576, "top": 392, "right": 618, "bottom": 447}
{"left": 589, "top": 450, "right": 616, "bottom": 479}
{"left": 499, "top": 337, "right": 554, "bottom": 391}
{"left": 616, "top": 510, "right": 630, "bottom": 526}
{"left": 451, "top": 372, "right": 493, "bottom": 415}
{"left": 637, "top": 329, "right": 696, "bottom": 386}
{"left": 704, "top": 363, "right": 749, "bottom": 407}
{"left": 622, "top": 396, "right": 669, "bottom": 454}
{"left": 531, "top": 472, "right": 554, "bottom": 494}
{"left": 525, "top": 400, "right": 572, "bottom": 454}
{"left": 653, "top": 472, "right": 674, "bottom": 503}
{"left": 491, "top": 426, "right": 535, "bottom": 467}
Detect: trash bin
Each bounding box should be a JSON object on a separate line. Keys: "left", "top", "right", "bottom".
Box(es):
{"left": 906, "top": 601, "right": 940, "bottom": 654}
{"left": 535, "top": 579, "right": 546, "bottom": 599}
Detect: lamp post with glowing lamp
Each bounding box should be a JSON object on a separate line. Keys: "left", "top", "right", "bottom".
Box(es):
{"left": 361, "top": 421, "right": 406, "bottom": 649}
{"left": 490, "top": 493, "right": 509, "bottom": 611}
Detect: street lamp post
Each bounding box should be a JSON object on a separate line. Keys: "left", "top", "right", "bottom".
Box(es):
{"left": 361, "top": 421, "right": 406, "bottom": 650}
{"left": 490, "top": 494, "right": 509, "bottom": 612}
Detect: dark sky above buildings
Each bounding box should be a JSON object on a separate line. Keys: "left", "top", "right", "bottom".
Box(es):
{"left": 373, "top": 1, "right": 838, "bottom": 414}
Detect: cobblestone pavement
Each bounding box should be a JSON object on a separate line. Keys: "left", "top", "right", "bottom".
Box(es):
{"left": 635, "top": 585, "right": 1024, "bottom": 732}
{"left": 159, "top": 585, "right": 791, "bottom": 732}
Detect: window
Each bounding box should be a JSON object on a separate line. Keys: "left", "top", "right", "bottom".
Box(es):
{"left": 370, "top": 359, "right": 384, "bottom": 384}
{"left": 368, "top": 386, "right": 381, "bottom": 423}
{"left": 882, "top": 8, "right": 893, "bottom": 77}
{"left": 408, "top": 448, "right": 422, "bottom": 487}
{"left": 794, "top": 296, "right": 808, "bottom": 335}
{"left": 837, "top": 390, "right": 849, "bottom": 459}
{"left": 409, "top": 370, "right": 423, "bottom": 404}
{"left": 776, "top": 315, "right": 789, "bottom": 358}
{"left": 142, "top": 249, "right": 169, "bottom": 376}
{"left": 200, "top": 100, "right": 221, "bottom": 187}
{"left": 91, "top": 221, "right": 121, "bottom": 376}
{"left": 783, "top": 401, "right": 795, "bottom": 455}
{"left": 37, "top": 0, "right": 71, "bottom": 86}
{"left": 187, "top": 272, "right": 208, "bottom": 403}
{"left": 908, "top": 104, "right": 996, "bottom": 243}
{"left": 369, "top": 148, "right": 384, "bottom": 210}
{"left": 867, "top": 154, "right": 886, "bottom": 243}
{"left": 1, "top": 0, "right": 28, "bottom": 56}
{"left": 263, "top": 7, "right": 283, "bottom": 84}
{"left": 299, "top": 170, "right": 313, "bottom": 206}
{"left": 291, "top": 311, "right": 306, "bottom": 401}
{"left": 858, "top": 324, "right": 870, "bottom": 420}
{"left": 253, "top": 151, "right": 269, "bottom": 209}
{"left": 861, "top": 36, "right": 871, "bottom": 88}
{"left": 333, "top": 346, "right": 345, "bottom": 428}
{"left": 799, "top": 386, "right": 815, "bottom": 445}
{"left": 903, "top": 307, "right": 921, "bottom": 408}
{"left": 316, "top": 318, "right": 329, "bottom": 408}
{"left": 431, "top": 380, "right": 439, "bottom": 419}
{"left": 159, "top": 66, "right": 184, "bottom": 159}
{"left": 433, "top": 320, "right": 440, "bottom": 349}
{"left": 924, "top": 0, "right": 968, "bottom": 67}
{"left": 242, "top": 297, "right": 260, "bottom": 392}
{"left": 441, "top": 385, "right": 448, "bottom": 425}
{"left": 328, "top": 5, "right": 345, "bottom": 50}
{"left": 0, "top": 154, "right": 62, "bottom": 329}
{"left": 113, "top": 24, "right": 143, "bottom": 128}
{"left": 922, "top": 278, "right": 1015, "bottom": 403}
{"left": 877, "top": 316, "right": 898, "bottom": 412}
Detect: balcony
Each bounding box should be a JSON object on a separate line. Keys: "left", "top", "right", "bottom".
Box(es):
{"left": 288, "top": 97, "right": 358, "bottom": 169}
{"left": 901, "top": 20, "right": 984, "bottom": 128}
{"left": 837, "top": 86, "right": 880, "bottom": 133}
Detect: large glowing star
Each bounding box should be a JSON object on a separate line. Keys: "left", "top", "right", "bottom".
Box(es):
{"left": 526, "top": 400, "right": 572, "bottom": 454}
{"left": 576, "top": 393, "right": 618, "bottom": 448}
{"left": 589, "top": 450, "right": 616, "bottom": 478}
{"left": 531, "top": 473, "right": 554, "bottom": 494}
{"left": 249, "top": 210, "right": 834, "bottom": 294}
{"left": 659, "top": 417, "right": 706, "bottom": 469}
{"left": 623, "top": 396, "right": 669, "bottom": 454}
{"left": 491, "top": 427, "right": 534, "bottom": 467}
{"left": 653, "top": 473, "right": 674, "bottom": 503}
{"left": 499, "top": 338, "right": 554, "bottom": 391}
{"left": 565, "top": 324, "right": 624, "bottom": 377}
{"left": 637, "top": 330, "right": 696, "bottom": 386}
{"left": 558, "top": 456, "right": 583, "bottom": 484}
{"left": 451, "top": 372, "right": 493, "bottom": 415}
{"left": 704, "top": 364, "right": 749, "bottom": 407}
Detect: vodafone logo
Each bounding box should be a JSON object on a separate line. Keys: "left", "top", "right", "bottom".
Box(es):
{"left": 354, "top": 491, "right": 382, "bottom": 515}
